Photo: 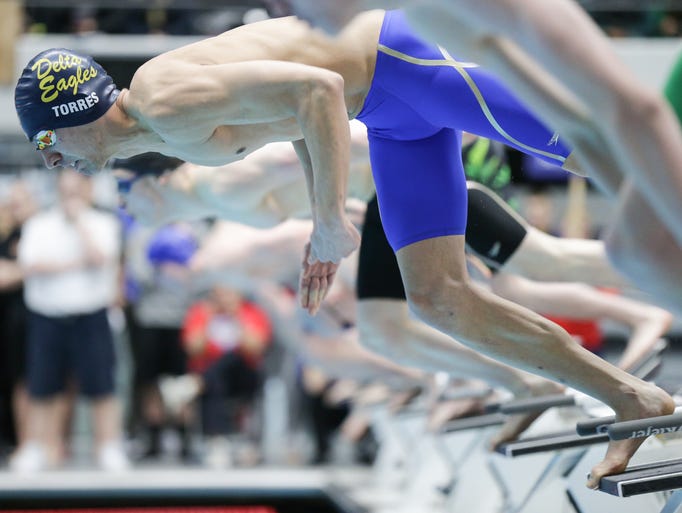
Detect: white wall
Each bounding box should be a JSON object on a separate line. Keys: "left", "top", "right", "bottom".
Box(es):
{"left": 611, "top": 38, "right": 682, "bottom": 91}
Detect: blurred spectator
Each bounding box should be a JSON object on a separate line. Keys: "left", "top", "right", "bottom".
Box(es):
{"left": 124, "top": 222, "right": 199, "bottom": 462}
{"left": 165, "top": 284, "right": 272, "bottom": 468}
{"left": 23, "top": 6, "right": 73, "bottom": 34}
{"left": 71, "top": 6, "right": 99, "bottom": 35}
{"left": 11, "top": 170, "right": 126, "bottom": 472}
{"left": 262, "top": 0, "right": 292, "bottom": 18}
{"left": 589, "top": 10, "right": 649, "bottom": 37}
{"left": 643, "top": 10, "right": 682, "bottom": 37}
{"left": 97, "top": 7, "right": 196, "bottom": 35}
{"left": 0, "top": 181, "right": 37, "bottom": 460}
{"left": 23, "top": 5, "right": 218, "bottom": 35}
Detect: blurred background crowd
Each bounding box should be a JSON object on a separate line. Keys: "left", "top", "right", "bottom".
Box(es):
{"left": 19, "top": 3, "right": 682, "bottom": 38}
{"left": 0, "top": 164, "right": 377, "bottom": 472}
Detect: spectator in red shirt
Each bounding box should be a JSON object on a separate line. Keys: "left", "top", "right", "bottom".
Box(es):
{"left": 162, "top": 284, "right": 271, "bottom": 468}
{"left": 183, "top": 285, "right": 271, "bottom": 375}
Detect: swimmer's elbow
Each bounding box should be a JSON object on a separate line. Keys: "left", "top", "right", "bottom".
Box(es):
{"left": 314, "top": 74, "right": 345, "bottom": 105}
{"left": 299, "top": 71, "right": 345, "bottom": 113}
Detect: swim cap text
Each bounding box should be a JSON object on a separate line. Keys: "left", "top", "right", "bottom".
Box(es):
{"left": 31, "top": 53, "right": 100, "bottom": 103}
{"left": 50, "top": 92, "right": 100, "bottom": 118}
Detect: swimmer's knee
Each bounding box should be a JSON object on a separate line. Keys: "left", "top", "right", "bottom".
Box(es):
{"left": 404, "top": 279, "right": 470, "bottom": 331}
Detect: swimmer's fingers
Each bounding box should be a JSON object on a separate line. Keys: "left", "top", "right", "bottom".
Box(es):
{"left": 300, "top": 243, "right": 313, "bottom": 311}
{"left": 300, "top": 245, "right": 337, "bottom": 315}
{"left": 308, "top": 261, "right": 339, "bottom": 315}
{"left": 300, "top": 260, "right": 324, "bottom": 314}
{"left": 319, "top": 260, "right": 338, "bottom": 303}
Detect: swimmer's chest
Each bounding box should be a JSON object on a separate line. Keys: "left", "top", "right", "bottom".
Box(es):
{"left": 163, "top": 119, "right": 302, "bottom": 166}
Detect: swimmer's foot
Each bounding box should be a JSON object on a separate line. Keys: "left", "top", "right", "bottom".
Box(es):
{"left": 586, "top": 383, "right": 675, "bottom": 489}
{"left": 489, "top": 377, "right": 565, "bottom": 449}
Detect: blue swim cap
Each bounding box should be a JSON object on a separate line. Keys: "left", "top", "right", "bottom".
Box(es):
{"left": 14, "top": 48, "right": 120, "bottom": 142}
{"left": 147, "top": 225, "right": 198, "bottom": 267}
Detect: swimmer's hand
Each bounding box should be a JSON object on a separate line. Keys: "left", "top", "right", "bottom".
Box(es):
{"left": 300, "top": 243, "right": 340, "bottom": 316}
{"left": 299, "top": 220, "right": 360, "bottom": 315}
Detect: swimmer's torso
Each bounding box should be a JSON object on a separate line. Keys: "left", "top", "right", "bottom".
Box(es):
{"left": 124, "top": 11, "right": 384, "bottom": 165}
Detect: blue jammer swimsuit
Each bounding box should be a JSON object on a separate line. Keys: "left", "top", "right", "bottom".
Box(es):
{"left": 356, "top": 10, "right": 571, "bottom": 251}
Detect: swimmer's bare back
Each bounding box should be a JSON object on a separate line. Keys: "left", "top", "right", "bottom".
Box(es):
{"left": 119, "top": 11, "right": 384, "bottom": 166}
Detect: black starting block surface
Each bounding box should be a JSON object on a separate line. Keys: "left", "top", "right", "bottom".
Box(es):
{"left": 485, "top": 393, "right": 576, "bottom": 414}
{"left": 498, "top": 394, "right": 576, "bottom": 414}
{"left": 440, "top": 412, "right": 506, "bottom": 434}
{"left": 600, "top": 457, "right": 682, "bottom": 497}
{"left": 496, "top": 431, "right": 609, "bottom": 457}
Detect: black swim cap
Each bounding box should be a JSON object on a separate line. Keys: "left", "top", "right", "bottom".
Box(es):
{"left": 15, "top": 48, "right": 120, "bottom": 142}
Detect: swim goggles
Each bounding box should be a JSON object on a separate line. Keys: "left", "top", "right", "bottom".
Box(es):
{"left": 32, "top": 129, "right": 57, "bottom": 151}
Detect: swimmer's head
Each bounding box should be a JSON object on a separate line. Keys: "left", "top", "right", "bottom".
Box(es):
{"left": 15, "top": 48, "right": 119, "bottom": 148}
